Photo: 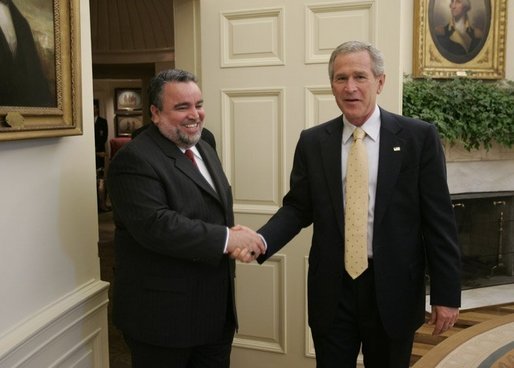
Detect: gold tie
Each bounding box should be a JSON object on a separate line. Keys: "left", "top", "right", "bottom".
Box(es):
{"left": 345, "top": 127, "right": 368, "bottom": 279}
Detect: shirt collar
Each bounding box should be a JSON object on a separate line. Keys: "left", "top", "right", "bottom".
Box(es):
{"left": 180, "top": 145, "right": 200, "bottom": 158}
{"left": 342, "top": 105, "right": 381, "bottom": 144}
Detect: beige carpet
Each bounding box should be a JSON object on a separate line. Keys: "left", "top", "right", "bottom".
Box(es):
{"left": 413, "top": 313, "right": 514, "bottom": 367}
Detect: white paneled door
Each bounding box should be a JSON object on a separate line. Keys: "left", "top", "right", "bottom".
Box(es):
{"left": 174, "top": 1, "right": 402, "bottom": 367}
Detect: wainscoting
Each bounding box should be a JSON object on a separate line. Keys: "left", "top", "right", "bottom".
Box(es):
{"left": 0, "top": 280, "right": 109, "bottom": 368}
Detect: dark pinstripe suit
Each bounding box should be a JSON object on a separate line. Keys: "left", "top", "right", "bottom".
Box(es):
{"left": 107, "top": 124, "right": 236, "bottom": 349}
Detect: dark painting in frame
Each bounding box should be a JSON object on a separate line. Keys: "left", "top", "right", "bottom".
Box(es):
{"left": 413, "top": 0, "right": 506, "bottom": 79}
{"left": 0, "top": 0, "right": 82, "bottom": 141}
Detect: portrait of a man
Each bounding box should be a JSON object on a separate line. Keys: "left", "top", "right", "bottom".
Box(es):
{"left": 429, "top": 0, "right": 490, "bottom": 64}
{"left": 0, "top": 0, "right": 55, "bottom": 107}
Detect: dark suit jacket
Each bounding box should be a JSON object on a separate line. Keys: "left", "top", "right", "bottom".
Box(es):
{"left": 0, "top": 0, "right": 53, "bottom": 107}
{"left": 107, "top": 124, "right": 236, "bottom": 348}
{"left": 258, "top": 108, "right": 461, "bottom": 339}
{"left": 94, "top": 116, "right": 108, "bottom": 170}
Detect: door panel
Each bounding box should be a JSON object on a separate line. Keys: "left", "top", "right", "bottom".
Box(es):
{"left": 175, "top": 1, "right": 402, "bottom": 366}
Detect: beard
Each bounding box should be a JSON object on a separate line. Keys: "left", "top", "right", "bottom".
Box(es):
{"left": 158, "top": 123, "right": 202, "bottom": 148}
{"left": 176, "top": 128, "right": 202, "bottom": 147}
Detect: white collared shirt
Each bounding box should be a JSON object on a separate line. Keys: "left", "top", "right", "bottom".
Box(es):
{"left": 341, "top": 105, "right": 381, "bottom": 258}
{"left": 181, "top": 145, "right": 217, "bottom": 192}
{"left": 181, "top": 145, "right": 231, "bottom": 253}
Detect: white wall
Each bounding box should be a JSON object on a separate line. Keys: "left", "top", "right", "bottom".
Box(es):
{"left": 0, "top": 0, "right": 109, "bottom": 366}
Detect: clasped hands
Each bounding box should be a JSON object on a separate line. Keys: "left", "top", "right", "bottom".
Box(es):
{"left": 227, "top": 225, "right": 265, "bottom": 263}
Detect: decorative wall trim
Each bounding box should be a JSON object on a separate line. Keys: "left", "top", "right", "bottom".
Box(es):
{"left": 220, "top": 7, "right": 285, "bottom": 68}
{"left": 234, "top": 255, "right": 286, "bottom": 353}
{"left": 221, "top": 87, "right": 286, "bottom": 210}
{"left": 305, "top": 86, "right": 340, "bottom": 128}
{"left": 0, "top": 280, "right": 110, "bottom": 368}
{"left": 305, "top": 2, "right": 375, "bottom": 64}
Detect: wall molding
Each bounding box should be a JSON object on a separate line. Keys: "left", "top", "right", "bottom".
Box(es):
{"left": 0, "top": 280, "right": 110, "bottom": 368}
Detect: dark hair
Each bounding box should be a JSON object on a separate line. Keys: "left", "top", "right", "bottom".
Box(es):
{"left": 328, "top": 41, "right": 385, "bottom": 81}
{"left": 147, "top": 69, "right": 198, "bottom": 116}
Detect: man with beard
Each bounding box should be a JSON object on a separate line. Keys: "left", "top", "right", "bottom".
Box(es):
{"left": 107, "top": 69, "right": 264, "bottom": 367}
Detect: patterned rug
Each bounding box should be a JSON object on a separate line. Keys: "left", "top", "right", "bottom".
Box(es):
{"left": 413, "top": 313, "right": 514, "bottom": 367}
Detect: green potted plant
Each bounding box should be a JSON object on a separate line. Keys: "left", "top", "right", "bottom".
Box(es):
{"left": 402, "top": 76, "right": 514, "bottom": 151}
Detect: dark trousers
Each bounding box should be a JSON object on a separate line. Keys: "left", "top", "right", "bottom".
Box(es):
{"left": 312, "top": 262, "right": 414, "bottom": 368}
{"left": 124, "top": 321, "right": 235, "bottom": 368}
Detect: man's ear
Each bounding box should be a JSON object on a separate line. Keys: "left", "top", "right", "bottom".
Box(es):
{"left": 150, "top": 105, "right": 160, "bottom": 123}
{"left": 376, "top": 74, "right": 386, "bottom": 95}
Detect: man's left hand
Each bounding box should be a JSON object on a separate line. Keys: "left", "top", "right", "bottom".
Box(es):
{"left": 428, "top": 305, "right": 459, "bottom": 336}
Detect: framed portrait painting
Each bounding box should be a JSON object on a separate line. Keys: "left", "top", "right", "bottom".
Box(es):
{"left": 413, "top": 0, "right": 506, "bottom": 79}
{"left": 0, "top": 0, "right": 82, "bottom": 141}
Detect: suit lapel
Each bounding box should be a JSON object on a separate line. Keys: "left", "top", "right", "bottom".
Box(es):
{"left": 374, "top": 109, "right": 404, "bottom": 226}
{"left": 148, "top": 125, "right": 223, "bottom": 203}
{"left": 320, "top": 117, "right": 345, "bottom": 237}
{"left": 196, "top": 141, "right": 227, "bottom": 206}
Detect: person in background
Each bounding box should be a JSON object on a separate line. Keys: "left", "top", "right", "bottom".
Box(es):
{"left": 107, "top": 69, "right": 264, "bottom": 368}
{"left": 256, "top": 41, "right": 461, "bottom": 368}
{"left": 94, "top": 100, "right": 110, "bottom": 212}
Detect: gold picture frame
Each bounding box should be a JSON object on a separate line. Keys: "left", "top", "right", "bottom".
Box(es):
{"left": 413, "top": 0, "right": 506, "bottom": 79}
{"left": 0, "top": 0, "right": 82, "bottom": 141}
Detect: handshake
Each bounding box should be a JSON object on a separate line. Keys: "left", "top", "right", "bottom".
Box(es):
{"left": 227, "top": 225, "right": 266, "bottom": 263}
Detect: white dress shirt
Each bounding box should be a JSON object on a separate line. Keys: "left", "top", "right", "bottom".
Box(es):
{"left": 182, "top": 145, "right": 231, "bottom": 252}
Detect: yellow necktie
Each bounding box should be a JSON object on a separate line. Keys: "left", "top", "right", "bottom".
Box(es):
{"left": 345, "top": 127, "right": 368, "bottom": 279}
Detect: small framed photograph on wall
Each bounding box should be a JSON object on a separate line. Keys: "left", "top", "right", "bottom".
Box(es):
{"left": 413, "top": 0, "right": 506, "bottom": 79}
{"left": 115, "top": 114, "right": 143, "bottom": 137}
{"left": 115, "top": 88, "right": 143, "bottom": 111}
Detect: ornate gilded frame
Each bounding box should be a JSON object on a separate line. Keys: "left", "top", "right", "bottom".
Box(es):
{"left": 413, "top": 0, "right": 506, "bottom": 79}
{"left": 0, "top": 0, "right": 81, "bottom": 141}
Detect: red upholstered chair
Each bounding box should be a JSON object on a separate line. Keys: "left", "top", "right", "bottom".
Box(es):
{"left": 109, "top": 137, "right": 131, "bottom": 159}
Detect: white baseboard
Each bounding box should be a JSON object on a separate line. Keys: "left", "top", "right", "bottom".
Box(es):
{"left": 0, "top": 280, "right": 110, "bottom": 368}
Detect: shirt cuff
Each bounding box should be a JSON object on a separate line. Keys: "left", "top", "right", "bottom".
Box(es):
{"left": 223, "top": 227, "right": 229, "bottom": 253}
{"left": 257, "top": 233, "right": 268, "bottom": 252}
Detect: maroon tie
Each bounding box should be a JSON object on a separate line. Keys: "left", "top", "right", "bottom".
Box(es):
{"left": 184, "top": 149, "right": 198, "bottom": 169}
